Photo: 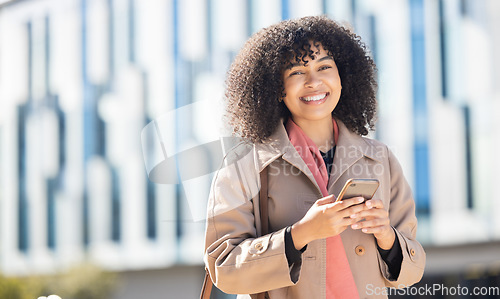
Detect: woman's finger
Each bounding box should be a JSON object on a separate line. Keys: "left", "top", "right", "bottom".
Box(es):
{"left": 351, "top": 218, "right": 389, "bottom": 230}
{"left": 332, "top": 196, "right": 365, "bottom": 210}
{"left": 350, "top": 207, "right": 387, "bottom": 220}
{"left": 365, "top": 198, "right": 384, "bottom": 209}
{"left": 315, "top": 194, "right": 335, "bottom": 206}
{"left": 357, "top": 225, "right": 388, "bottom": 235}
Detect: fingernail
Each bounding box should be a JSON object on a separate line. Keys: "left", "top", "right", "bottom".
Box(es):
{"left": 352, "top": 224, "right": 359, "bottom": 229}
{"left": 362, "top": 228, "right": 368, "bottom": 233}
{"left": 358, "top": 197, "right": 364, "bottom": 203}
{"left": 350, "top": 214, "right": 357, "bottom": 218}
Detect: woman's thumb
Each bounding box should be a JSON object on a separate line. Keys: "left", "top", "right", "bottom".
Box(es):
{"left": 315, "top": 194, "right": 335, "bottom": 206}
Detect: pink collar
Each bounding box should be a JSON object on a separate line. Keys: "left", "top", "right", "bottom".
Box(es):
{"left": 285, "top": 117, "right": 339, "bottom": 196}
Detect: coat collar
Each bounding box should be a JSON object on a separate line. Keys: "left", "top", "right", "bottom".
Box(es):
{"left": 254, "top": 118, "right": 382, "bottom": 194}
{"left": 254, "top": 120, "right": 322, "bottom": 194}
{"left": 328, "top": 120, "right": 382, "bottom": 190}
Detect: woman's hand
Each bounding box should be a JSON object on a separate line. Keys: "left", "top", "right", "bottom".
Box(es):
{"left": 349, "top": 199, "right": 395, "bottom": 250}
{"left": 290, "top": 195, "right": 371, "bottom": 250}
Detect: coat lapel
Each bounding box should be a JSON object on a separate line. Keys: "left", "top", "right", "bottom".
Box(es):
{"left": 255, "top": 121, "right": 323, "bottom": 196}
{"left": 328, "top": 120, "right": 382, "bottom": 192}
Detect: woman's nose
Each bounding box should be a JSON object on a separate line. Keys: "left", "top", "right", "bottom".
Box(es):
{"left": 304, "top": 72, "right": 321, "bottom": 88}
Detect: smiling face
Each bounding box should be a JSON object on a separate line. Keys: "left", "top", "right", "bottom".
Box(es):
{"left": 282, "top": 42, "right": 342, "bottom": 126}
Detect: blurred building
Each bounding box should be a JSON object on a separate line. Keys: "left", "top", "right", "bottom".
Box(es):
{"left": 0, "top": 0, "right": 499, "bottom": 298}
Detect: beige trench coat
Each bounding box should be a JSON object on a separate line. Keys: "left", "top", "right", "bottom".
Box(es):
{"left": 204, "top": 119, "right": 425, "bottom": 298}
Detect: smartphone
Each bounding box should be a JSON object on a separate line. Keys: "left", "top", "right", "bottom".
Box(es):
{"left": 335, "top": 179, "right": 379, "bottom": 203}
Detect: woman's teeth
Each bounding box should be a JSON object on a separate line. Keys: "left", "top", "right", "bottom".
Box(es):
{"left": 301, "top": 93, "right": 327, "bottom": 102}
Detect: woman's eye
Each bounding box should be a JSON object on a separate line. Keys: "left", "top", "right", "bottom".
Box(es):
{"left": 289, "top": 71, "right": 303, "bottom": 76}
{"left": 318, "top": 65, "right": 332, "bottom": 71}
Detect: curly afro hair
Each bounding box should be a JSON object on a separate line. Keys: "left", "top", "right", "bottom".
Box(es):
{"left": 224, "top": 15, "right": 377, "bottom": 143}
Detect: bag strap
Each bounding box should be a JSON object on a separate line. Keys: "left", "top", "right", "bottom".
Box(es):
{"left": 200, "top": 268, "right": 213, "bottom": 299}
{"left": 200, "top": 166, "right": 269, "bottom": 299}
{"left": 259, "top": 166, "right": 269, "bottom": 236}
{"left": 256, "top": 167, "right": 269, "bottom": 299}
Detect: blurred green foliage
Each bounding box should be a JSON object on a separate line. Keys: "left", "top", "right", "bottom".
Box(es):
{"left": 0, "top": 263, "right": 116, "bottom": 299}
{"left": 0, "top": 274, "right": 30, "bottom": 299}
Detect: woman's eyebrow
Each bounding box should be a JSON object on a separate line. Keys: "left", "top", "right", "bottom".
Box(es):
{"left": 285, "top": 56, "right": 334, "bottom": 70}
{"left": 317, "top": 56, "right": 334, "bottom": 63}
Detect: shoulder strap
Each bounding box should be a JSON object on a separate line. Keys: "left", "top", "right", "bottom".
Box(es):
{"left": 200, "top": 268, "right": 213, "bottom": 299}
{"left": 259, "top": 166, "right": 269, "bottom": 236}
{"left": 200, "top": 166, "right": 269, "bottom": 299}
{"left": 256, "top": 167, "right": 269, "bottom": 299}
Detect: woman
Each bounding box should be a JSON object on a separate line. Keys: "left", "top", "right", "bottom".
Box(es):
{"left": 204, "top": 16, "right": 425, "bottom": 298}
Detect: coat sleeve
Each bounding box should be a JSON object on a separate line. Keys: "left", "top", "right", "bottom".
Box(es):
{"left": 377, "top": 148, "right": 426, "bottom": 287}
{"left": 203, "top": 153, "right": 299, "bottom": 295}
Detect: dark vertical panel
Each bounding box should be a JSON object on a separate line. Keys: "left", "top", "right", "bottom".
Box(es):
{"left": 142, "top": 70, "right": 157, "bottom": 240}
{"left": 111, "top": 167, "right": 121, "bottom": 242}
{"left": 368, "top": 14, "right": 380, "bottom": 141}
{"left": 128, "top": 0, "right": 135, "bottom": 63}
{"left": 47, "top": 178, "right": 56, "bottom": 249}
{"left": 463, "top": 106, "right": 473, "bottom": 209}
{"left": 17, "top": 105, "right": 29, "bottom": 253}
{"left": 55, "top": 95, "right": 66, "bottom": 168}
{"left": 95, "top": 88, "right": 106, "bottom": 157}
{"left": 146, "top": 177, "right": 157, "bottom": 240}
{"left": 246, "top": 0, "right": 253, "bottom": 36}
{"left": 351, "top": 0, "right": 357, "bottom": 28}
{"left": 17, "top": 21, "right": 33, "bottom": 254}
{"left": 281, "top": 0, "right": 289, "bottom": 20}
{"left": 82, "top": 191, "right": 89, "bottom": 246}
{"left": 45, "top": 16, "right": 57, "bottom": 250}
{"left": 172, "top": 0, "right": 183, "bottom": 241}
{"left": 438, "top": 0, "right": 448, "bottom": 98}
{"left": 51, "top": 95, "right": 66, "bottom": 250}
{"left": 368, "top": 15, "right": 378, "bottom": 63}
{"left": 410, "top": 0, "right": 430, "bottom": 214}
{"left": 460, "top": 0, "right": 468, "bottom": 16}
{"left": 81, "top": 0, "right": 90, "bottom": 247}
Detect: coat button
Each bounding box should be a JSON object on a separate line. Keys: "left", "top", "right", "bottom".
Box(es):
{"left": 254, "top": 243, "right": 264, "bottom": 251}
{"left": 410, "top": 248, "right": 416, "bottom": 256}
{"left": 355, "top": 245, "right": 365, "bottom": 256}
